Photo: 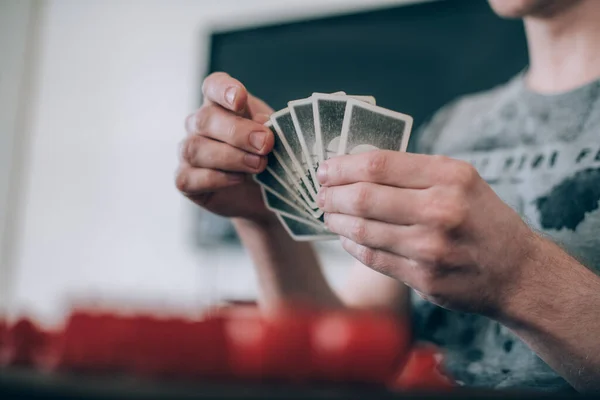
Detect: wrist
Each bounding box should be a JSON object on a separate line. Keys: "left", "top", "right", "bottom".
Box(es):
{"left": 497, "top": 234, "right": 597, "bottom": 332}
{"left": 496, "top": 232, "right": 546, "bottom": 328}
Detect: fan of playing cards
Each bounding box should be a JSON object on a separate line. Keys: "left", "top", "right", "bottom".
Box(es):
{"left": 253, "top": 92, "right": 413, "bottom": 241}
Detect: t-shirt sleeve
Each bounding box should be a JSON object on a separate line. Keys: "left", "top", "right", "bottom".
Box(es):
{"left": 413, "top": 99, "right": 460, "bottom": 155}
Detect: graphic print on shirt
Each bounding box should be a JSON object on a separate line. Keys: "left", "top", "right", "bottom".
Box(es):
{"left": 454, "top": 141, "right": 600, "bottom": 233}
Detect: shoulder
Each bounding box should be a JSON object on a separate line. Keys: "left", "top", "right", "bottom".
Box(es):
{"left": 416, "top": 77, "right": 521, "bottom": 154}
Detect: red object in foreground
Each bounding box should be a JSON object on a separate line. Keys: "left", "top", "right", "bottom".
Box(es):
{"left": 391, "top": 343, "right": 455, "bottom": 391}
{"left": 1, "top": 318, "right": 49, "bottom": 367}
{"left": 310, "top": 311, "right": 411, "bottom": 384}
{"left": 223, "top": 306, "right": 314, "bottom": 382}
{"left": 0, "top": 318, "right": 6, "bottom": 352}
{"left": 53, "top": 311, "right": 229, "bottom": 379}
{"left": 51, "top": 312, "right": 136, "bottom": 373}
{"left": 130, "top": 315, "right": 228, "bottom": 380}
{"left": 0, "top": 306, "right": 418, "bottom": 387}
{"left": 262, "top": 309, "right": 313, "bottom": 382}
{"left": 223, "top": 307, "right": 269, "bottom": 380}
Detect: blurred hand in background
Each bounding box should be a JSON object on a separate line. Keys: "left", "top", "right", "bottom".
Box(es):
{"left": 177, "top": 72, "right": 277, "bottom": 224}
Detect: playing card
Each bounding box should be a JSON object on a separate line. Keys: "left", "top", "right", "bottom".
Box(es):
{"left": 287, "top": 92, "right": 347, "bottom": 193}
{"left": 338, "top": 98, "right": 413, "bottom": 155}
{"left": 254, "top": 168, "right": 324, "bottom": 220}
{"left": 348, "top": 95, "right": 377, "bottom": 104}
{"left": 260, "top": 122, "right": 318, "bottom": 211}
{"left": 271, "top": 109, "right": 319, "bottom": 204}
{"left": 288, "top": 98, "right": 321, "bottom": 192}
{"left": 313, "top": 94, "right": 376, "bottom": 162}
{"left": 276, "top": 214, "right": 337, "bottom": 242}
{"left": 259, "top": 186, "right": 325, "bottom": 228}
{"left": 255, "top": 151, "right": 323, "bottom": 218}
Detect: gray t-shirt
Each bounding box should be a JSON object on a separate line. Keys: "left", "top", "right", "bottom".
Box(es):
{"left": 412, "top": 73, "right": 600, "bottom": 391}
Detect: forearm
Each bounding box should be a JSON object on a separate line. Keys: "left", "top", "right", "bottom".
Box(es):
{"left": 499, "top": 236, "right": 600, "bottom": 392}
{"left": 233, "top": 217, "right": 345, "bottom": 313}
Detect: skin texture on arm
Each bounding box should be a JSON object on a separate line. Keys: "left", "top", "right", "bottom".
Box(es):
{"left": 499, "top": 237, "right": 600, "bottom": 393}
{"left": 234, "top": 217, "right": 344, "bottom": 312}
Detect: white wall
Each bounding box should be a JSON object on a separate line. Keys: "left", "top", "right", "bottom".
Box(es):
{"left": 4, "top": 0, "right": 418, "bottom": 323}
{"left": 0, "top": 0, "right": 35, "bottom": 312}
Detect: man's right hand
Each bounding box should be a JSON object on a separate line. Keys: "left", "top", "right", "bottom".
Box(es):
{"left": 176, "top": 72, "right": 277, "bottom": 224}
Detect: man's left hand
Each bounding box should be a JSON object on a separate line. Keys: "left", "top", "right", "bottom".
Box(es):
{"left": 317, "top": 150, "right": 540, "bottom": 317}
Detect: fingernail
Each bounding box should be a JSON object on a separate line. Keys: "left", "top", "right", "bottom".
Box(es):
{"left": 184, "top": 113, "right": 197, "bottom": 135}
{"left": 225, "top": 87, "right": 238, "bottom": 107}
{"left": 317, "top": 162, "right": 328, "bottom": 184}
{"left": 317, "top": 188, "right": 327, "bottom": 208}
{"left": 249, "top": 131, "right": 266, "bottom": 151}
{"left": 244, "top": 153, "right": 261, "bottom": 169}
{"left": 323, "top": 212, "right": 329, "bottom": 226}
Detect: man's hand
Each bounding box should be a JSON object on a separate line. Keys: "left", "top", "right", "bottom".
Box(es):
{"left": 317, "top": 151, "right": 540, "bottom": 317}
{"left": 176, "top": 72, "right": 276, "bottom": 223}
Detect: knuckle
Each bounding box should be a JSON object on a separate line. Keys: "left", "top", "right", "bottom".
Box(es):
{"left": 415, "top": 236, "right": 449, "bottom": 264}
{"left": 175, "top": 169, "right": 191, "bottom": 193}
{"left": 182, "top": 136, "right": 197, "bottom": 162}
{"left": 342, "top": 239, "right": 390, "bottom": 275}
{"left": 184, "top": 136, "right": 208, "bottom": 164}
{"left": 357, "top": 245, "right": 376, "bottom": 266}
{"left": 422, "top": 189, "right": 467, "bottom": 229}
{"left": 227, "top": 116, "right": 242, "bottom": 143}
{"left": 448, "top": 160, "right": 479, "bottom": 189}
{"left": 195, "top": 105, "right": 213, "bottom": 131}
{"left": 431, "top": 154, "right": 453, "bottom": 165}
{"left": 349, "top": 218, "right": 368, "bottom": 243}
{"left": 431, "top": 205, "right": 462, "bottom": 230}
{"left": 365, "top": 151, "right": 388, "bottom": 179}
{"left": 446, "top": 189, "right": 469, "bottom": 227}
{"left": 202, "top": 170, "right": 222, "bottom": 188}
{"left": 330, "top": 159, "right": 344, "bottom": 181}
{"left": 350, "top": 184, "right": 371, "bottom": 214}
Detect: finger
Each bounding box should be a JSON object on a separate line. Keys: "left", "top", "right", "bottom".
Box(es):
{"left": 326, "top": 214, "right": 450, "bottom": 263}
{"left": 247, "top": 95, "right": 274, "bottom": 120}
{"left": 317, "top": 150, "right": 477, "bottom": 189}
{"left": 183, "top": 135, "right": 266, "bottom": 173}
{"left": 327, "top": 213, "right": 400, "bottom": 252}
{"left": 252, "top": 112, "right": 271, "bottom": 124}
{"left": 175, "top": 165, "right": 244, "bottom": 195}
{"left": 186, "top": 104, "right": 274, "bottom": 154}
{"left": 339, "top": 237, "right": 438, "bottom": 295}
{"left": 339, "top": 237, "right": 417, "bottom": 281}
{"left": 202, "top": 72, "right": 248, "bottom": 113}
{"left": 318, "top": 182, "right": 426, "bottom": 225}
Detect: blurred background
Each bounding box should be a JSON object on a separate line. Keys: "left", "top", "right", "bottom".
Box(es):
{"left": 0, "top": 0, "right": 527, "bottom": 325}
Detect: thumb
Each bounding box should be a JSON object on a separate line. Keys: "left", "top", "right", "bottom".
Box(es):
{"left": 252, "top": 112, "right": 271, "bottom": 124}
{"left": 246, "top": 93, "right": 274, "bottom": 121}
